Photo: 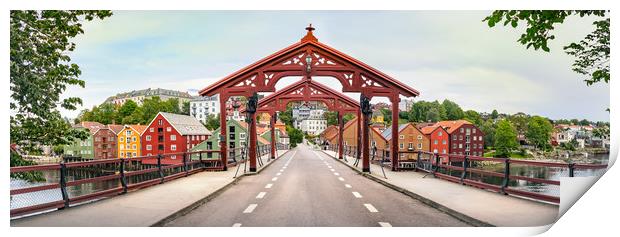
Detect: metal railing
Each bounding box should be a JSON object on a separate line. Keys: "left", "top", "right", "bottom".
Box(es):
{"left": 326, "top": 146, "right": 607, "bottom": 204}
{"left": 10, "top": 143, "right": 289, "bottom": 218}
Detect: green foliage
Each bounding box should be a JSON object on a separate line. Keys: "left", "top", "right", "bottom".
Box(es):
{"left": 494, "top": 119, "right": 518, "bottom": 158}
{"left": 279, "top": 106, "right": 294, "bottom": 127}
{"left": 442, "top": 99, "right": 464, "bottom": 120}
{"left": 181, "top": 101, "right": 190, "bottom": 115}
{"left": 508, "top": 113, "right": 529, "bottom": 137}
{"left": 10, "top": 151, "right": 45, "bottom": 182}
{"left": 10, "top": 10, "right": 112, "bottom": 153}
{"left": 343, "top": 113, "right": 355, "bottom": 124}
{"left": 286, "top": 126, "right": 303, "bottom": 148}
{"left": 205, "top": 114, "right": 220, "bottom": 131}
{"left": 490, "top": 109, "right": 499, "bottom": 120}
{"left": 484, "top": 10, "right": 609, "bottom": 86}
{"left": 526, "top": 116, "right": 554, "bottom": 150}
{"left": 78, "top": 96, "right": 185, "bottom": 125}
{"left": 324, "top": 111, "right": 338, "bottom": 126}
{"left": 464, "top": 110, "right": 482, "bottom": 127}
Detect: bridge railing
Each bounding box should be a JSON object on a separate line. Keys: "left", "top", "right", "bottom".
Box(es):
{"left": 324, "top": 145, "right": 607, "bottom": 204}
{"left": 10, "top": 150, "right": 223, "bottom": 218}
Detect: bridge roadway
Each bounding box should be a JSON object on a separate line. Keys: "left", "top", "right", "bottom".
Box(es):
{"left": 165, "top": 143, "right": 469, "bottom": 227}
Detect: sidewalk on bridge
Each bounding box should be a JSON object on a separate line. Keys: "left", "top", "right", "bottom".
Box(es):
{"left": 11, "top": 151, "right": 287, "bottom": 227}
{"left": 321, "top": 150, "right": 559, "bottom": 227}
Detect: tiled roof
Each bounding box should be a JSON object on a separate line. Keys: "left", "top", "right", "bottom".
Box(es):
{"left": 107, "top": 124, "right": 125, "bottom": 134}
{"left": 75, "top": 121, "right": 105, "bottom": 134}
{"left": 160, "top": 112, "right": 212, "bottom": 136}
{"left": 130, "top": 125, "right": 148, "bottom": 135}
{"left": 434, "top": 120, "right": 473, "bottom": 134}
{"left": 420, "top": 125, "right": 442, "bottom": 135}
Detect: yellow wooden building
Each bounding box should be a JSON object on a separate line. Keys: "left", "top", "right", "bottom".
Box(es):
{"left": 117, "top": 125, "right": 147, "bottom": 158}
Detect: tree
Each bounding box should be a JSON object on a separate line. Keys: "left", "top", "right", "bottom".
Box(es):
{"left": 205, "top": 114, "right": 220, "bottom": 131}
{"left": 464, "top": 110, "right": 482, "bottom": 127}
{"left": 181, "top": 101, "right": 190, "bottom": 115}
{"left": 324, "top": 111, "right": 338, "bottom": 126}
{"left": 10, "top": 10, "right": 112, "bottom": 153}
{"left": 426, "top": 107, "right": 441, "bottom": 122}
{"left": 279, "top": 106, "right": 294, "bottom": 127}
{"left": 484, "top": 11, "right": 609, "bottom": 86}
{"left": 117, "top": 100, "right": 137, "bottom": 123}
{"left": 286, "top": 126, "right": 303, "bottom": 148}
{"left": 494, "top": 119, "right": 518, "bottom": 158}
{"left": 343, "top": 113, "right": 355, "bottom": 124}
{"left": 491, "top": 109, "right": 499, "bottom": 120}
{"left": 442, "top": 99, "right": 464, "bottom": 120}
{"left": 578, "top": 119, "right": 591, "bottom": 126}
{"left": 379, "top": 108, "right": 392, "bottom": 125}
{"left": 526, "top": 116, "right": 553, "bottom": 150}
{"left": 509, "top": 113, "right": 529, "bottom": 138}
{"left": 480, "top": 120, "right": 496, "bottom": 149}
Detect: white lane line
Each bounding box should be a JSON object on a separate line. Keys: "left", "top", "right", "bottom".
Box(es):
{"left": 265, "top": 183, "right": 273, "bottom": 188}
{"left": 272, "top": 177, "right": 278, "bottom": 181}
{"left": 345, "top": 184, "right": 352, "bottom": 188}
{"left": 243, "top": 204, "right": 258, "bottom": 213}
{"left": 328, "top": 166, "right": 332, "bottom": 169}
{"left": 338, "top": 177, "right": 345, "bottom": 181}
{"left": 330, "top": 169, "right": 335, "bottom": 172}
{"left": 378, "top": 222, "right": 392, "bottom": 227}
{"left": 334, "top": 172, "right": 340, "bottom": 176}
{"left": 232, "top": 223, "right": 242, "bottom": 227}
{"left": 256, "top": 192, "right": 267, "bottom": 199}
{"left": 352, "top": 192, "right": 362, "bottom": 198}
{"left": 279, "top": 169, "right": 284, "bottom": 172}
{"left": 364, "top": 204, "right": 378, "bottom": 213}
{"left": 276, "top": 172, "right": 282, "bottom": 176}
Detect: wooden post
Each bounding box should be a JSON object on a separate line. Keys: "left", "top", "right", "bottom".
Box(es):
{"left": 249, "top": 111, "right": 258, "bottom": 172}
{"left": 338, "top": 112, "right": 344, "bottom": 160}
{"left": 270, "top": 111, "right": 276, "bottom": 160}
{"left": 390, "top": 95, "right": 400, "bottom": 171}
{"left": 219, "top": 94, "right": 228, "bottom": 171}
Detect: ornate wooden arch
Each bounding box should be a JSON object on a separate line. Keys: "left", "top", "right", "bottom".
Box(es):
{"left": 202, "top": 25, "right": 420, "bottom": 173}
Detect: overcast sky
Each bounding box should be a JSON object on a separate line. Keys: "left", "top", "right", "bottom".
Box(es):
{"left": 61, "top": 11, "right": 610, "bottom": 122}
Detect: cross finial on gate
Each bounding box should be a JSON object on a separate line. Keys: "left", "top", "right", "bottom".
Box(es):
{"left": 301, "top": 23, "right": 318, "bottom": 42}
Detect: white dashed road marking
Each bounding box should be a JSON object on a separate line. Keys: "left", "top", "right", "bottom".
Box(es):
{"left": 232, "top": 223, "right": 242, "bottom": 227}
{"left": 272, "top": 177, "right": 278, "bottom": 181}
{"left": 330, "top": 169, "right": 335, "bottom": 172}
{"left": 352, "top": 192, "right": 362, "bottom": 198}
{"left": 338, "top": 177, "right": 345, "bottom": 181}
{"left": 265, "top": 184, "right": 273, "bottom": 189}
{"left": 243, "top": 204, "right": 258, "bottom": 213}
{"left": 378, "top": 222, "right": 392, "bottom": 227}
{"left": 334, "top": 172, "right": 340, "bottom": 176}
{"left": 345, "top": 184, "right": 352, "bottom": 188}
{"left": 256, "top": 192, "right": 266, "bottom": 199}
{"left": 364, "top": 204, "right": 378, "bottom": 213}
{"left": 276, "top": 173, "right": 281, "bottom": 176}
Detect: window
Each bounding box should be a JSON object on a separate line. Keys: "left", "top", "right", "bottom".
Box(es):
{"left": 466, "top": 128, "right": 471, "bottom": 134}
{"left": 399, "top": 135, "right": 404, "bottom": 139}
{"left": 452, "top": 143, "right": 456, "bottom": 149}
{"left": 167, "top": 127, "right": 171, "bottom": 132}
{"left": 408, "top": 143, "right": 413, "bottom": 149}
{"left": 120, "top": 137, "right": 125, "bottom": 142}
{"left": 442, "top": 149, "right": 446, "bottom": 154}
{"left": 132, "top": 137, "right": 137, "bottom": 142}
{"left": 433, "top": 149, "right": 438, "bottom": 153}
{"left": 171, "top": 144, "right": 177, "bottom": 151}
{"left": 201, "top": 135, "right": 205, "bottom": 140}
{"left": 132, "top": 152, "right": 137, "bottom": 157}
{"left": 473, "top": 129, "right": 476, "bottom": 134}
{"left": 417, "top": 135, "right": 423, "bottom": 140}
{"left": 418, "top": 143, "right": 422, "bottom": 149}
{"left": 240, "top": 133, "right": 246, "bottom": 139}
{"left": 158, "top": 144, "right": 164, "bottom": 151}
{"left": 121, "top": 152, "right": 125, "bottom": 157}
{"left": 120, "top": 144, "right": 125, "bottom": 149}
{"left": 434, "top": 140, "right": 438, "bottom": 144}
{"left": 399, "top": 143, "right": 404, "bottom": 149}
{"left": 146, "top": 145, "right": 152, "bottom": 151}
{"left": 171, "top": 135, "right": 176, "bottom": 141}
{"left": 473, "top": 136, "right": 477, "bottom": 141}
{"left": 150, "top": 128, "right": 154, "bottom": 132}
{"left": 453, "top": 136, "right": 457, "bottom": 141}
{"left": 479, "top": 136, "right": 483, "bottom": 141}
{"left": 126, "top": 130, "right": 132, "bottom": 136}
{"left": 459, "top": 144, "right": 463, "bottom": 149}
{"left": 460, "top": 128, "right": 464, "bottom": 133}
{"left": 158, "top": 119, "right": 163, "bottom": 126}
{"left": 171, "top": 155, "right": 176, "bottom": 159}
{"left": 146, "top": 135, "right": 151, "bottom": 141}
{"left": 132, "top": 144, "right": 136, "bottom": 149}
{"left": 442, "top": 140, "right": 446, "bottom": 144}
{"left": 459, "top": 135, "right": 463, "bottom": 140}
{"left": 438, "top": 131, "right": 443, "bottom": 136}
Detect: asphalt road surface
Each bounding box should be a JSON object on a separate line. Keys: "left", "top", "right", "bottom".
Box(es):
{"left": 165, "top": 143, "right": 469, "bottom": 227}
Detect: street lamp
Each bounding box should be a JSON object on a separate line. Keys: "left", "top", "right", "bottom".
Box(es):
{"left": 305, "top": 54, "right": 312, "bottom": 73}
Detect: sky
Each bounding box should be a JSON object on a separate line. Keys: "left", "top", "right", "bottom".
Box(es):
{"left": 61, "top": 11, "right": 610, "bottom": 122}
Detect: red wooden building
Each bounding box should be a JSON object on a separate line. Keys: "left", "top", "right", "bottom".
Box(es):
{"left": 420, "top": 125, "right": 450, "bottom": 155}
{"left": 141, "top": 112, "right": 212, "bottom": 164}
{"left": 434, "top": 120, "right": 484, "bottom": 157}
{"left": 93, "top": 124, "right": 123, "bottom": 159}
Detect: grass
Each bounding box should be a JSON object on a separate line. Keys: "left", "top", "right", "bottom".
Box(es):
{"left": 483, "top": 151, "right": 531, "bottom": 159}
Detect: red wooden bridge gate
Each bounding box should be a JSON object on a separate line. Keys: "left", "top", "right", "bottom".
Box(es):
{"left": 199, "top": 25, "right": 419, "bottom": 172}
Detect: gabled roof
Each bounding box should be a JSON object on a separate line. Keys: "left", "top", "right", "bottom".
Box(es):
{"left": 420, "top": 124, "right": 446, "bottom": 135}
{"left": 107, "top": 124, "right": 125, "bottom": 135}
{"left": 158, "top": 112, "right": 212, "bottom": 136}
{"left": 121, "top": 124, "right": 147, "bottom": 135}
{"left": 371, "top": 127, "right": 388, "bottom": 142}
{"left": 434, "top": 120, "right": 473, "bottom": 134}
{"left": 199, "top": 27, "right": 419, "bottom": 97}
{"left": 74, "top": 121, "right": 105, "bottom": 134}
